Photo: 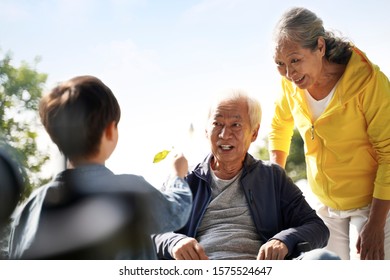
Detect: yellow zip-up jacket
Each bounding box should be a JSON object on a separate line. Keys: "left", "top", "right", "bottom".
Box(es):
{"left": 269, "top": 47, "right": 390, "bottom": 210}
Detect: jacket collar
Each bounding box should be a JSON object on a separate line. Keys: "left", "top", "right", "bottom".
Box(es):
{"left": 193, "top": 153, "right": 258, "bottom": 180}
{"left": 336, "top": 46, "right": 376, "bottom": 104}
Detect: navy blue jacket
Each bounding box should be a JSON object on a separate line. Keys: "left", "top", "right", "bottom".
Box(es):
{"left": 154, "top": 153, "right": 329, "bottom": 259}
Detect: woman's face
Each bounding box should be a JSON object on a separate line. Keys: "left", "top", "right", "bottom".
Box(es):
{"left": 274, "top": 38, "right": 325, "bottom": 89}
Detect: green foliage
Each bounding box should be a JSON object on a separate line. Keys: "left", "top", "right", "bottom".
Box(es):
{"left": 0, "top": 51, "right": 51, "bottom": 199}
{"left": 285, "top": 129, "right": 306, "bottom": 181}
{"left": 254, "top": 128, "right": 306, "bottom": 182}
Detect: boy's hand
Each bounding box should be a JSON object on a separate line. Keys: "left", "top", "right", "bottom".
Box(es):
{"left": 172, "top": 153, "right": 188, "bottom": 178}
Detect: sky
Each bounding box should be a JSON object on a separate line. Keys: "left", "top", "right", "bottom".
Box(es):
{"left": 1, "top": 0, "right": 390, "bottom": 186}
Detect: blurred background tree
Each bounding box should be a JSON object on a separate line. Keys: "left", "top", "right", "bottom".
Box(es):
{"left": 1, "top": 50, "right": 52, "bottom": 258}
{"left": 254, "top": 128, "right": 306, "bottom": 182}
{"left": 0, "top": 51, "right": 51, "bottom": 199}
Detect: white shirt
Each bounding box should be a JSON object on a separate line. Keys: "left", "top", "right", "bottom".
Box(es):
{"left": 305, "top": 85, "right": 337, "bottom": 121}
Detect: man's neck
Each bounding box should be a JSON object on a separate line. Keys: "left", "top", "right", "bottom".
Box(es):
{"left": 211, "top": 159, "right": 243, "bottom": 180}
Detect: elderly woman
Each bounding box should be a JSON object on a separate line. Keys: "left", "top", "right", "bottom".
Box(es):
{"left": 269, "top": 7, "right": 390, "bottom": 259}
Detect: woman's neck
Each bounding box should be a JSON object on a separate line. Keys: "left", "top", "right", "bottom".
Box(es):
{"left": 308, "top": 62, "right": 345, "bottom": 100}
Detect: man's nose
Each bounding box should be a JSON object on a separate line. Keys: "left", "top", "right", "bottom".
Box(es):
{"left": 219, "top": 126, "right": 231, "bottom": 139}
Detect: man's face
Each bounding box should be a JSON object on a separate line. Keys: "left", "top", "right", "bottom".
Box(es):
{"left": 206, "top": 99, "right": 258, "bottom": 167}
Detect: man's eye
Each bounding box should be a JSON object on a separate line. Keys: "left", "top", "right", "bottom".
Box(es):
{"left": 291, "top": 58, "right": 299, "bottom": 63}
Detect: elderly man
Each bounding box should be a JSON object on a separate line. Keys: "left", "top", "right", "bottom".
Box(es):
{"left": 154, "top": 89, "right": 338, "bottom": 260}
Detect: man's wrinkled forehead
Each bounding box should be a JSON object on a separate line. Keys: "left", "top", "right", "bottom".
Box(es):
{"left": 210, "top": 101, "right": 245, "bottom": 120}
{"left": 212, "top": 112, "right": 242, "bottom": 121}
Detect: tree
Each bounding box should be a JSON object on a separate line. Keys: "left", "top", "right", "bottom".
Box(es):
{"left": 0, "top": 51, "right": 51, "bottom": 199}
{"left": 284, "top": 129, "right": 306, "bottom": 181}
{"left": 254, "top": 128, "right": 306, "bottom": 182}
{"left": 0, "top": 51, "right": 53, "bottom": 258}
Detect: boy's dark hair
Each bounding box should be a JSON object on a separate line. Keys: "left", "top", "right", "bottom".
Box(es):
{"left": 39, "top": 75, "right": 121, "bottom": 160}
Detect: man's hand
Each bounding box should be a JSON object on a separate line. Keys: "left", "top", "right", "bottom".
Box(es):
{"left": 257, "top": 239, "right": 288, "bottom": 260}
{"left": 172, "top": 237, "right": 209, "bottom": 260}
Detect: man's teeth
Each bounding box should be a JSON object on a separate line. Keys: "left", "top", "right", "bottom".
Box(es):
{"left": 295, "top": 76, "right": 304, "bottom": 82}
{"left": 221, "top": 145, "right": 233, "bottom": 150}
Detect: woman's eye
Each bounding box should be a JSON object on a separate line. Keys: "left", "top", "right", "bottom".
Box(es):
{"left": 291, "top": 58, "right": 299, "bottom": 63}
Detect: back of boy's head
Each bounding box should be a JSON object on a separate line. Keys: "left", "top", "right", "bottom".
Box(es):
{"left": 39, "top": 75, "right": 121, "bottom": 161}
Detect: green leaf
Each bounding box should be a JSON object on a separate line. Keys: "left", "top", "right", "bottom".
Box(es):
{"left": 153, "top": 149, "right": 171, "bottom": 163}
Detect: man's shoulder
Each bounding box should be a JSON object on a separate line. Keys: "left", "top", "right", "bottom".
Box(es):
{"left": 243, "top": 157, "right": 290, "bottom": 188}
{"left": 245, "top": 156, "right": 284, "bottom": 173}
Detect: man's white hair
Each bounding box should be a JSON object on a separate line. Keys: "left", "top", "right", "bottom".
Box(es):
{"left": 207, "top": 89, "right": 262, "bottom": 130}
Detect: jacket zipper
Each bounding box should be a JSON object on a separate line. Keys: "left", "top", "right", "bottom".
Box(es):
{"left": 249, "top": 189, "right": 254, "bottom": 204}
{"left": 310, "top": 125, "right": 315, "bottom": 140}
{"left": 310, "top": 104, "right": 344, "bottom": 141}
{"left": 193, "top": 180, "right": 213, "bottom": 236}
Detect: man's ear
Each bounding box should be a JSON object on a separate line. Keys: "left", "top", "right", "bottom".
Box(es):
{"left": 251, "top": 124, "right": 260, "bottom": 142}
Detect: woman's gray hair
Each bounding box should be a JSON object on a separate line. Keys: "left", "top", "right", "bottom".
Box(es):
{"left": 273, "top": 7, "right": 352, "bottom": 64}
{"left": 207, "top": 89, "right": 262, "bottom": 130}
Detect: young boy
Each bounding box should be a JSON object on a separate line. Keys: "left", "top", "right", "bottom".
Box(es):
{"left": 8, "top": 75, "right": 192, "bottom": 259}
